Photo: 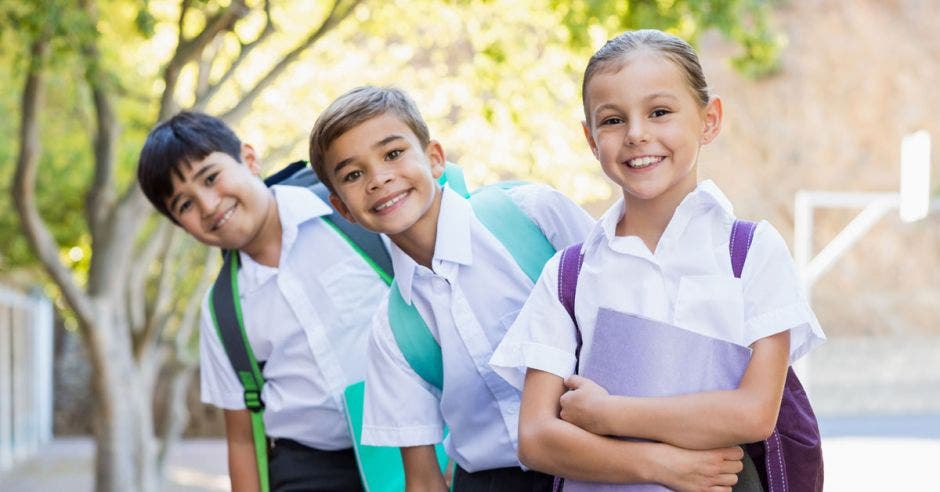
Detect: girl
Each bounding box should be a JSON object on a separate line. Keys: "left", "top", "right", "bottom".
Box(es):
{"left": 491, "top": 30, "right": 825, "bottom": 491}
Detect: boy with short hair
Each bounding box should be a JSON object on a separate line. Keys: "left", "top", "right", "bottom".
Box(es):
{"left": 137, "top": 111, "right": 386, "bottom": 491}
{"left": 309, "top": 86, "right": 745, "bottom": 491}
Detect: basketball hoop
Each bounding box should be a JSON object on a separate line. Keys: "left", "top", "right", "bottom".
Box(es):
{"left": 899, "top": 130, "right": 931, "bottom": 223}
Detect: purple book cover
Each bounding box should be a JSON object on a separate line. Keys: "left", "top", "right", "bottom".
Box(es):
{"left": 562, "top": 308, "right": 752, "bottom": 492}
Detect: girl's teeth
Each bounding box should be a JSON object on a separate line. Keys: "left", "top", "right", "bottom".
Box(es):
{"left": 627, "top": 156, "right": 661, "bottom": 168}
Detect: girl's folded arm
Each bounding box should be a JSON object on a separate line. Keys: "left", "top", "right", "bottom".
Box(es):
{"left": 519, "top": 368, "right": 744, "bottom": 490}
{"left": 561, "top": 330, "right": 791, "bottom": 449}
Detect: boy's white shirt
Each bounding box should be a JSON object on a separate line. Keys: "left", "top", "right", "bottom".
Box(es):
{"left": 199, "top": 185, "right": 388, "bottom": 450}
{"left": 490, "top": 179, "right": 827, "bottom": 390}
{"left": 361, "top": 184, "right": 594, "bottom": 473}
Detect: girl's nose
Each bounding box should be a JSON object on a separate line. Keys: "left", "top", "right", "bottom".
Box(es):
{"left": 625, "top": 123, "right": 649, "bottom": 146}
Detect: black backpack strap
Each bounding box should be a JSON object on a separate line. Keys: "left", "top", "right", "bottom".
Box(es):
{"left": 209, "top": 250, "right": 270, "bottom": 491}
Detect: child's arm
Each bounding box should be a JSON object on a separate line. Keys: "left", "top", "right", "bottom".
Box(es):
{"left": 559, "top": 330, "right": 790, "bottom": 449}
{"left": 223, "top": 409, "right": 263, "bottom": 492}
{"left": 520, "top": 368, "right": 744, "bottom": 490}
{"left": 401, "top": 445, "right": 448, "bottom": 492}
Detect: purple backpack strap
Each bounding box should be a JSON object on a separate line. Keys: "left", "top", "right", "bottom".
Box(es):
{"left": 557, "top": 243, "right": 585, "bottom": 367}
{"left": 553, "top": 243, "right": 584, "bottom": 492}
{"left": 732, "top": 220, "right": 824, "bottom": 492}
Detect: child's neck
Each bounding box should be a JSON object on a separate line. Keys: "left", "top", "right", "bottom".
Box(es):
{"left": 242, "top": 193, "right": 282, "bottom": 268}
{"left": 389, "top": 189, "right": 443, "bottom": 269}
{"left": 617, "top": 182, "right": 696, "bottom": 253}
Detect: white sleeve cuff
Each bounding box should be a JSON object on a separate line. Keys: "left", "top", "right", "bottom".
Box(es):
{"left": 361, "top": 424, "right": 444, "bottom": 447}
{"left": 744, "top": 301, "right": 827, "bottom": 363}
{"left": 491, "top": 341, "right": 576, "bottom": 389}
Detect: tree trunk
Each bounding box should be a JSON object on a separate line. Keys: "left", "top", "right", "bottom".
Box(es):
{"left": 88, "top": 311, "right": 159, "bottom": 492}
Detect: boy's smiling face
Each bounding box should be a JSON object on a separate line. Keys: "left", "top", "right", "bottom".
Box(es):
{"left": 165, "top": 145, "right": 276, "bottom": 252}
{"left": 325, "top": 112, "right": 445, "bottom": 240}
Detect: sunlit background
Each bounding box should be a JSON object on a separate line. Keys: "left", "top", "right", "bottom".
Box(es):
{"left": 0, "top": 0, "right": 937, "bottom": 490}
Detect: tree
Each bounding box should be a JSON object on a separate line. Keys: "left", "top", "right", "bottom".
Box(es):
{"left": 4, "top": 1, "right": 780, "bottom": 490}
{"left": 8, "top": 1, "right": 364, "bottom": 490}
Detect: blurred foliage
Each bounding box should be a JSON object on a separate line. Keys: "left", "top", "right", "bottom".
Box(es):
{"left": 0, "top": 0, "right": 781, "bottom": 283}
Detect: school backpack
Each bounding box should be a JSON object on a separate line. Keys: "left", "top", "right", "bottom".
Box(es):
{"left": 209, "top": 161, "right": 556, "bottom": 491}
{"left": 554, "top": 220, "right": 824, "bottom": 492}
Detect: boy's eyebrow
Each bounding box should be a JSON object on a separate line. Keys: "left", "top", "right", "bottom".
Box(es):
{"left": 332, "top": 134, "right": 406, "bottom": 176}
{"left": 167, "top": 162, "right": 214, "bottom": 212}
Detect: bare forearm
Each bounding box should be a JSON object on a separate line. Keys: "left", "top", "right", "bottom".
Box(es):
{"left": 224, "top": 409, "right": 263, "bottom": 492}
{"left": 523, "top": 369, "right": 743, "bottom": 491}
{"left": 603, "top": 391, "right": 772, "bottom": 449}
{"left": 520, "top": 413, "right": 660, "bottom": 483}
{"left": 401, "top": 445, "right": 447, "bottom": 492}
{"left": 228, "top": 441, "right": 262, "bottom": 492}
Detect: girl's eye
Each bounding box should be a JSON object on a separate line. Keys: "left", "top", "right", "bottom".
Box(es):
{"left": 177, "top": 200, "right": 192, "bottom": 215}
{"left": 205, "top": 172, "right": 219, "bottom": 185}
{"left": 343, "top": 170, "right": 364, "bottom": 183}
{"left": 385, "top": 149, "right": 403, "bottom": 160}
{"left": 650, "top": 108, "right": 671, "bottom": 118}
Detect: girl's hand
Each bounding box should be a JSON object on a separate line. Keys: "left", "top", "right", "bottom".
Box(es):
{"left": 559, "top": 375, "right": 611, "bottom": 435}
{"left": 651, "top": 444, "right": 743, "bottom": 492}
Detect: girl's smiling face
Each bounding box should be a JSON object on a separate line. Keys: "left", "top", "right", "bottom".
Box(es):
{"left": 582, "top": 50, "right": 722, "bottom": 209}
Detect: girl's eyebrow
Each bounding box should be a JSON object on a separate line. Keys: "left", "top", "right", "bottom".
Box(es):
{"left": 645, "top": 92, "right": 679, "bottom": 102}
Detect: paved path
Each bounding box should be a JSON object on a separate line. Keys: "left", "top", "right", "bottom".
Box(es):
{"left": 2, "top": 427, "right": 938, "bottom": 491}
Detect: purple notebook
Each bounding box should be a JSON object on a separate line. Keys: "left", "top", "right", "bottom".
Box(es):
{"left": 561, "top": 308, "right": 752, "bottom": 492}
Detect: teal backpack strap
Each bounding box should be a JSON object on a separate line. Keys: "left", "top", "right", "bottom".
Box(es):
{"left": 440, "top": 162, "right": 469, "bottom": 198}
{"left": 469, "top": 186, "right": 556, "bottom": 283}
{"left": 209, "top": 251, "right": 270, "bottom": 492}
{"left": 387, "top": 180, "right": 556, "bottom": 389}
{"left": 388, "top": 283, "right": 445, "bottom": 392}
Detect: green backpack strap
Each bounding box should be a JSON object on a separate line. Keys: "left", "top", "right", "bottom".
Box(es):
{"left": 209, "top": 251, "right": 270, "bottom": 492}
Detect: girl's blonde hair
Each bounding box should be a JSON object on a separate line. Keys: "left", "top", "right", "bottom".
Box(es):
{"left": 582, "top": 30, "right": 710, "bottom": 124}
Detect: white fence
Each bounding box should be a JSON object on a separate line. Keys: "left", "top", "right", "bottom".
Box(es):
{"left": 0, "top": 285, "right": 53, "bottom": 474}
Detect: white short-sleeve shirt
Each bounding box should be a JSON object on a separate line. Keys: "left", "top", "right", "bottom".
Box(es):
{"left": 199, "top": 185, "right": 389, "bottom": 450}
{"left": 361, "top": 184, "right": 594, "bottom": 472}
{"left": 491, "top": 180, "right": 826, "bottom": 390}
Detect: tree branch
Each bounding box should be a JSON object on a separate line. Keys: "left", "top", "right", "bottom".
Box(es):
{"left": 128, "top": 220, "right": 174, "bottom": 335}
{"left": 159, "top": 0, "right": 250, "bottom": 121}
{"left": 219, "top": 0, "right": 363, "bottom": 125}
{"left": 135, "top": 227, "right": 183, "bottom": 361}
{"left": 12, "top": 38, "right": 96, "bottom": 329}
{"left": 193, "top": 0, "right": 275, "bottom": 112}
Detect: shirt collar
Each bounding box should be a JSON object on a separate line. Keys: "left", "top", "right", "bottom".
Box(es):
{"left": 583, "top": 180, "right": 735, "bottom": 254}
{"left": 390, "top": 185, "right": 472, "bottom": 304}
{"left": 238, "top": 185, "right": 333, "bottom": 292}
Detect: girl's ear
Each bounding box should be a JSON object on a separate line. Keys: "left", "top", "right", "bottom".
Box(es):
{"left": 329, "top": 193, "right": 356, "bottom": 223}
{"left": 701, "top": 96, "right": 723, "bottom": 145}
{"left": 582, "top": 121, "right": 600, "bottom": 159}
{"left": 241, "top": 143, "right": 262, "bottom": 176}
{"left": 425, "top": 140, "right": 446, "bottom": 179}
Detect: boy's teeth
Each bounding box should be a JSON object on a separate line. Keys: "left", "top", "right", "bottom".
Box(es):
{"left": 627, "top": 156, "right": 661, "bottom": 168}
{"left": 215, "top": 207, "right": 234, "bottom": 229}
{"left": 376, "top": 192, "right": 407, "bottom": 211}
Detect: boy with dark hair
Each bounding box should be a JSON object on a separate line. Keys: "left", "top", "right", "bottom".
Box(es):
{"left": 309, "top": 86, "right": 745, "bottom": 491}
{"left": 138, "top": 111, "right": 387, "bottom": 491}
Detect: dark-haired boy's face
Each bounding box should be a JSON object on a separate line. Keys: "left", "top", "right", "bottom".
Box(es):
{"left": 165, "top": 147, "right": 274, "bottom": 251}
{"left": 324, "top": 112, "right": 445, "bottom": 239}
